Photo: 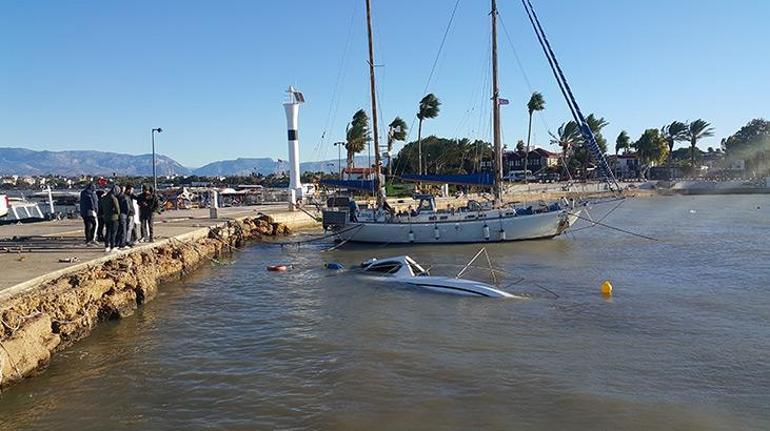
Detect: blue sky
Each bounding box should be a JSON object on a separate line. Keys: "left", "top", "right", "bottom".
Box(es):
{"left": 2, "top": 0, "right": 768, "bottom": 167}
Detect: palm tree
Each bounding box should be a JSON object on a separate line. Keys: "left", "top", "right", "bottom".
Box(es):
{"left": 416, "top": 93, "right": 441, "bottom": 175}
{"left": 345, "top": 109, "right": 370, "bottom": 169}
{"left": 550, "top": 121, "right": 580, "bottom": 178}
{"left": 615, "top": 131, "right": 631, "bottom": 156}
{"left": 684, "top": 119, "right": 715, "bottom": 172}
{"left": 524, "top": 92, "right": 545, "bottom": 183}
{"left": 661, "top": 121, "right": 688, "bottom": 181}
{"left": 386, "top": 116, "right": 407, "bottom": 177}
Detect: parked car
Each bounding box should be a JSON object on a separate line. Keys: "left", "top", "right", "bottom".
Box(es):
{"left": 536, "top": 172, "right": 561, "bottom": 183}
{"left": 0, "top": 194, "right": 8, "bottom": 218}
{"left": 503, "top": 170, "right": 535, "bottom": 182}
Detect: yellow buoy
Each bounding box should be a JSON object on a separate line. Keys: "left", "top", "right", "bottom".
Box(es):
{"left": 601, "top": 280, "right": 613, "bottom": 296}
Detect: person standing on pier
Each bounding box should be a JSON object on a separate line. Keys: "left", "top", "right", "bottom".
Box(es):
{"left": 115, "top": 186, "right": 130, "bottom": 249}
{"left": 99, "top": 185, "right": 121, "bottom": 252}
{"left": 122, "top": 185, "right": 138, "bottom": 246}
{"left": 138, "top": 185, "right": 160, "bottom": 243}
{"left": 79, "top": 182, "right": 99, "bottom": 245}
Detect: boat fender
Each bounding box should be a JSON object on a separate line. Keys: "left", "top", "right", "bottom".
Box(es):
{"left": 433, "top": 224, "right": 440, "bottom": 240}
{"left": 408, "top": 231, "right": 415, "bottom": 242}
{"left": 267, "top": 264, "right": 289, "bottom": 272}
{"left": 483, "top": 224, "right": 490, "bottom": 240}
{"left": 499, "top": 229, "right": 506, "bottom": 241}
{"left": 325, "top": 262, "right": 344, "bottom": 270}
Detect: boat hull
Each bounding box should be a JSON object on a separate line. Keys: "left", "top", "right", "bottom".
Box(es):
{"left": 334, "top": 210, "right": 577, "bottom": 244}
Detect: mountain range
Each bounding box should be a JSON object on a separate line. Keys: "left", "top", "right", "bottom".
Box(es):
{"left": 0, "top": 147, "right": 369, "bottom": 177}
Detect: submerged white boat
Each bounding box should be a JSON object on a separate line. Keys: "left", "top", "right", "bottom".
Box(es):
{"left": 357, "top": 255, "right": 517, "bottom": 298}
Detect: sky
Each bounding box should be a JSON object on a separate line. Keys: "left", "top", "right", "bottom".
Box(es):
{"left": 2, "top": 0, "right": 769, "bottom": 168}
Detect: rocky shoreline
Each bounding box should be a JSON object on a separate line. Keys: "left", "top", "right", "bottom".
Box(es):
{"left": 0, "top": 215, "right": 290, "bottom": 391}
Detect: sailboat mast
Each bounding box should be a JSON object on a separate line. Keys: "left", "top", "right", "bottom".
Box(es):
{"left": 491, "top": 0, "right": 503, "bottom": 204}
{"left": 365, "top": 0, "right": 383, "bottom": 206}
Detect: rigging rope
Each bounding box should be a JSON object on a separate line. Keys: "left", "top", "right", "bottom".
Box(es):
{"left": 519, "top": 0, "right": 620, "bottom": 191}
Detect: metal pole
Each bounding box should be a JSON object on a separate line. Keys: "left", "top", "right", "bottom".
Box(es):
{"left": 151, "top": 129, "right": 157, "bottom": 192}
{"left": 491, "top": 0, "right": 503, "bottom": 205}
{"left": 365, "top": 0, "right": 383, "bottom": 207}
{"left": 338, "top": 143, "right": 342, "bottom": 179}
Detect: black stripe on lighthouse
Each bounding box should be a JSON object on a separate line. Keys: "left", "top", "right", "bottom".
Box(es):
{"left": 287, "top": 129, "right": 297, "bottom": 141}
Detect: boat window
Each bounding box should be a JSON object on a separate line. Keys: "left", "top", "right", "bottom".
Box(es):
{"left": 365, "top": 262, "right": 402, "bottom": 274}
{"left": 417, "top": 199, "right": 434, "bottom": 213}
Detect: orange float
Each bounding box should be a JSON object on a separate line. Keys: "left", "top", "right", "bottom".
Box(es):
{"left": 266, "top": 265, "right": 288, "bottom": 272}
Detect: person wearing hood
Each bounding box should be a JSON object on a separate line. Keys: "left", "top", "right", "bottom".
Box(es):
{"left": 99, "top": 184, "right": 121, "bottom": 252}
{"left": 114, "top": 185, "right": 130, "bottom": 249}
{"left": 79, "top": 182, "right": 99, "bottom": 245}
{"left": 120, "top": 185, "right": 137, "bottom": 247}
{"left": 137, "top": 185, "right": 161, "bottom": 242}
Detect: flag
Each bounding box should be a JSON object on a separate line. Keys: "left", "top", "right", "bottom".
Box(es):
{"left": 498, "top": 98, "right": 510, "bottom": 105}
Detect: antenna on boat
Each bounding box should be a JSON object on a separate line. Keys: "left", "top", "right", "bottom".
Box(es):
{"left": 365, "top": 0, "right": 384, "bottom": 207}
{"left": 491, "top": 0, "right": 504, "bottom": 205}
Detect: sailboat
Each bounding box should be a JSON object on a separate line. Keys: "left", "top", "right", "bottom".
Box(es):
{"left": 321, "top": 0, "right": 617, "bottom": 244}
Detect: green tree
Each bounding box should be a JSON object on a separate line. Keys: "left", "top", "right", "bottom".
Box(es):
{"left": 386, "top": 116, "right": 408, "bottom": 177}
{"left": 524, "top": 92, "right": 545, "bottom": 182}
{"left": 615, "top": 130, "right": 631, "bottom": 155}
{"left": 661, "top": 121, "right": 688, "bottom": 181}
{"left": 515, "top": 140, "right": 526, "bottom": 153}
{"left": 416, "top": 93, "right": 441, "bottom": 175}
{"left": 633, "top": 128, "right": 669, "bottom": 169}
{"left": 685, "top": 119, "right": 715, "bottom": 170}
{"left": 550, "top": 121, "right": 581, "bottom": 177}
{"left": 722, "top": 118, "right": 770, "bottom": 175}
{"left": 345, "top": 109, "right": 370, "bottom": 169}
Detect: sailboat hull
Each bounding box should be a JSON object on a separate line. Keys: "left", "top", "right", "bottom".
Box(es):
{"left": 333, "top": 210, "right": 578, "bottom": 244}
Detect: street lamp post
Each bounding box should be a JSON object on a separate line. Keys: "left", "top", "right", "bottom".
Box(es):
{"left": 333, "top": 142, "right": 344, "bottom": 179}
{"left": 151, "top": 127, "right": 163, "bottom": 191}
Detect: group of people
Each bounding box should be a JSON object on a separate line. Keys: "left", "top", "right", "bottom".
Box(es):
{"left": 79, "top": 183, "right": 161, "bottom": 253}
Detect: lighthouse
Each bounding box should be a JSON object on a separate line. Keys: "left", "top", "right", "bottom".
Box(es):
{"left": 283, "top": 86, "right": 304, "bottom": 209}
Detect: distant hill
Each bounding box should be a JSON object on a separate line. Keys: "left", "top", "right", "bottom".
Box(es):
{"left": 0, "top": 147, "right": 190, "bottom": 176}
{"left": 193, "top": 158, "right": 277, "bottom": 176}
{"left": 0, "top": 147, "right": 372, "bottom": 177}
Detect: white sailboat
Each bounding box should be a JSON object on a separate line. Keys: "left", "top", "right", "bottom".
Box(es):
{"left": 321, "top": 0, "right": 615, "bottom": 244}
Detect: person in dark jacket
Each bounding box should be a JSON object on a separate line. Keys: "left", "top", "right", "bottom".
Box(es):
{"left": 79, "top": 183, "right": 99, "bottom": 245}
{"left": 95, "top": 190, "right": 106, "bottom": 242}
{"left": 115, "top": 186, "right": 129, "bottom": 248}
{"left": 137, "top": 185, "right": 161, "bottom": 242}
{"left": 122, "top": 185, "right": 137, "bottom": 246}
{"left": 99, "top": 185, "right": 121, "bottom": 252}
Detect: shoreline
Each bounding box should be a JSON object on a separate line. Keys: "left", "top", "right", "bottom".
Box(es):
{"left": 0, "top": 210, "right": 317, "bottom": 391}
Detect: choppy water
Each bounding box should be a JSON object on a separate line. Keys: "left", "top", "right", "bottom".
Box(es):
{"left": 1, "top": 195, "right": 769, "bottom": 430}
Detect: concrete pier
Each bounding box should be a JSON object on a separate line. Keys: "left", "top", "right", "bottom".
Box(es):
{"left": 0, "top": 205, "right": 319, "bottom": 390}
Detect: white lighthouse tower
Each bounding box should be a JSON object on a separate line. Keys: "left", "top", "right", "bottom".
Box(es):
{"left": 283, "top": 86, "right": 304, "bottom": 209}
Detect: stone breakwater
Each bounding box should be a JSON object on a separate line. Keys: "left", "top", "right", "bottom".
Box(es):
{"left": 0, "top": 215, "right": 290, "bottom": 391}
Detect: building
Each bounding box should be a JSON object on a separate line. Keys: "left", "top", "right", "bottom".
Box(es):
{"left": 503, "top": 148, "right": 560, "bottom": 174}
{"left": 608, "top": 154, "right": 641, "bottom": 179}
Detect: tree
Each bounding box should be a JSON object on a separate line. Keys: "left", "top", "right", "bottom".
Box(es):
{"left": 615, "top": 131, "right": 631, "bottom": 155}
{"left": 570, "top": 114, "right": 608, "bottom": 178}
{"left": 684, "top": 119, "right": 715, "bottom": 170}
{"left": 345, "top": 109, "right": 370, "bottom": 169}
{"left": 525, "top": 92, "right": 545, "bottom": 182}
{"left": 661, "top": 121, "right": 688, "bottom": 181}
{"left": 722, "top": 118, "right": 770, "bottom": 175}
{"left": 416, "top": 93, "right": 441, "bottom": 175}
{"left": 515, "top": 140, "right": 526, "bottom": 153}
{"left": 386, "top": 116, "right": 408, "bottom": 177}
{"left": 633, "top": 129, "right": 669, "bottom": 173}
{"left": 550, "top": 121, "right": 580, "bottom": 177}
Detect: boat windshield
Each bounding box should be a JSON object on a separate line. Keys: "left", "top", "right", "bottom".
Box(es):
{"left": 365, "top": 262, "right": 402, "bottom": 274}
